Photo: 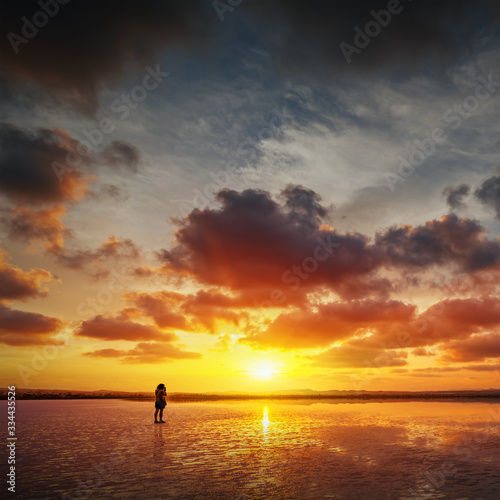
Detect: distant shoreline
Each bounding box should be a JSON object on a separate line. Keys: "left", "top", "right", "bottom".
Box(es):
{"left": 1, "top": 390, "right": 499, "bottom": 402}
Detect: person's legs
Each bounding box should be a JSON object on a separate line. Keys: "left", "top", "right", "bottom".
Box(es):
{"left": 154, "top": 408, "right": 159, "bottom": 422}
{"left": 159, "top": 408, "right": 164, "bottom": 422}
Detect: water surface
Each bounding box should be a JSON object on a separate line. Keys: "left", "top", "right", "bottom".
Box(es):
{"left": 1, "top": 399, "right": 499, "bottom": 499}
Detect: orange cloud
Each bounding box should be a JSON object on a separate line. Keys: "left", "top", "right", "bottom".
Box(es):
{"left": 412, "top": 347, "right": 435, "bottom": 356}
{"left": 0, "top": 303, "right": 63, "bottom": 346}
{"left": 309, "top": 343, "right": 408, "bottom": 369}
{"left": 76, "top": 315, "right": 177, "bottom": 342}
{"left": 123, "top": 291, "right": 191, "bottom": 330}
{"left": 123, "top": 289, "right": 247, "bottom": 334}
{"left": 84, "top": 342, "right": 202, "bottom": 363}
{"left": 158, "top": 189, "right": 500, "bottom": 310}
{"left": 440, "top": 333, "right": 500, "bottom": 362}
{"left": 242, "top": 299, "right": 415, "bottom": 349}
{"left": 1, "top": 204, "right": 69, "bottom": 253}
{"left": 415, "top": 297, "right": 500, "bottom": 344}
{"left": 0, "top": 249, "right": 55, "bottom": 300}
{"left": 1, "top": 204, "right": 142, "bottom": 273}
{"left": 159, "top": 187, "right": 382, "bottom": 302}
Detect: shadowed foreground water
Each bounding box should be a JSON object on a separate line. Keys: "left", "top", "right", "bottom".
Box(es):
{"left": 2, "top": 399, "right": 499, "bottom": 499}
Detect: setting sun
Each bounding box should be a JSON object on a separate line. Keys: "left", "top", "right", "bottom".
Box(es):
{"left": 250, "top": 365, "right": 280, "bottom": 379}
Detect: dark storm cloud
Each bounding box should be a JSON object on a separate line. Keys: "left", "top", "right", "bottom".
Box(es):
{"left": 0, "top": 124, "right": 89, "bottom": 204}
{"left": 144, "top": 185, "right": 500, "bottom": 352}
{"left": 159, "top": 186, "right": 383, "bottom": 300}
{"left": 244, "top": 0, "right": 500, "bottom": 78}
{"left": 0, "top": 124, "right": 141, "bottom": 204}
{"left": 443, "top": 184, "right": 470, "bottom": 210}
{"left": 0, "top": 0, "right": 215, "bottom": 114}
{"left": 160, "top": 188, "right": 500, "bottom": 302}
{"left": 2, "top": 1, "right": 497, "bottom": 115}
{"left": 280, "top": 185, "right": 330, "bottom": 229}
{"left": 475, "top": 175, "right": 500, "bottom": 219}
{"left": 375, "top": 214, "right": 500, "bottom": 272}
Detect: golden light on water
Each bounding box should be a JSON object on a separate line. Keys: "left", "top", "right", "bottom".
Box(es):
{"left": 262, "top": 406, "right": 270, "bottom": 438}
{"left": 262, "top": 406, "right": 270, "bottom": 430}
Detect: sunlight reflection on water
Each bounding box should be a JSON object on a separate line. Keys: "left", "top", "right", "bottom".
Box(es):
{"left": 1, "top": 400, "right": 499, "bottom": 499}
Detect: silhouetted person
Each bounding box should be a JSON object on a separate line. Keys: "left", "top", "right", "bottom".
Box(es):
{"left": 154, "top": 383, "right": 167, "bottom": 423}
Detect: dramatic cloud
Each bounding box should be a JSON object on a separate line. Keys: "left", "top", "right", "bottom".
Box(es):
{"left": 181, "top": 290, "right": 249, "bottom": 332}
{"left": 475, "top": 176, "right": 500, "bottom": 219}
{"left": 0, "top": 303, "right": 63, "bottom": 345}
{"left": 0, "top": 0, "right": 215, "bottom": 114}
{"left": 242, "top": 299, "right": 415, "bottom": 349}
{"left": 360, "top": 296, "right": 500, "bottom": 350}
{"left": 0, "top": 249, "right": 54, "bottom": 300}
{"left": 245, "top": 0, "right": 500, "bottom": 79}
{"left": 123, "top": 291, "right": 191, "bottom": 330}
{"left": 160, "top": 186, "right": 381, "bottom": 301}
{"left": 159, "top": 188, "right": 500, "bottom": 312}
{"left": 2, "top": 1, "right": 498, "bottom": 117}
{"left": 309, "top": 343, "right": 408, "bottom": 369}
{"left": 0, "top": 124, "right": 141, "bottom": 205}
{"left": 0, "top": 124, "right": 90, "bottom": 204}
{"left": 417, "top": 297, "right": 500, "bottom": 343}
{"left": 144, "top": 187, "right": 500, "bottom": 357}
{"left": 76, "top": 315, "right": 176, "bottom": 342}
{"left": 1, "top": 204, "right": 70, "bottom": 253}
{"left": 1, "top": 203, "right": 141, "bottom": 272}
{"left": 441, "top": 333, "right": 500, "bottom": 362}
{"left": 84, "top": 341, "right": 202, "bottom": 364}
{"left": 443, "top": 184, "right": 470, "bottom": 210}
{"left": 123, "top": 289, "right": 248, "bottom": 334}
{"left": 241, "top": 295, "right": 500, "bottom": 353}
{"left": 375, "top": 214, "right": 500, "bottom": 272}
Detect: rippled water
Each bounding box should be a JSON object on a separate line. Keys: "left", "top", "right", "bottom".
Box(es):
{"left": 1, "top": 399, "right": 499, "bottom": 499}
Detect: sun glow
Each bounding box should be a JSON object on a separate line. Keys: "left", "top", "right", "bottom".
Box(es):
{"left": 250, "top": 364, "right": 280, "bottom": 379}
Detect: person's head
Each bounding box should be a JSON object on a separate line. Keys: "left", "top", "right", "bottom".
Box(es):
{"left": 157, "top": 383, "right": 165, "bottom": 390}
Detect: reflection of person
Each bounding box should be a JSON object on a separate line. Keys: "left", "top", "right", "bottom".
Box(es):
{"left": 154, "top": 383, "right": 167, "bottom": 424}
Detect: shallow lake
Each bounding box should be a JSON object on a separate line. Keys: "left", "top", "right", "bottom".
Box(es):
{"left": 1, "top": 399, "right": 499, "bottom": 499}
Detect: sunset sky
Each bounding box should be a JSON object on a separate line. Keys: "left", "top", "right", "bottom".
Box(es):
{"left": 0, "top": 0, "right": 499, "bottom": 393}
